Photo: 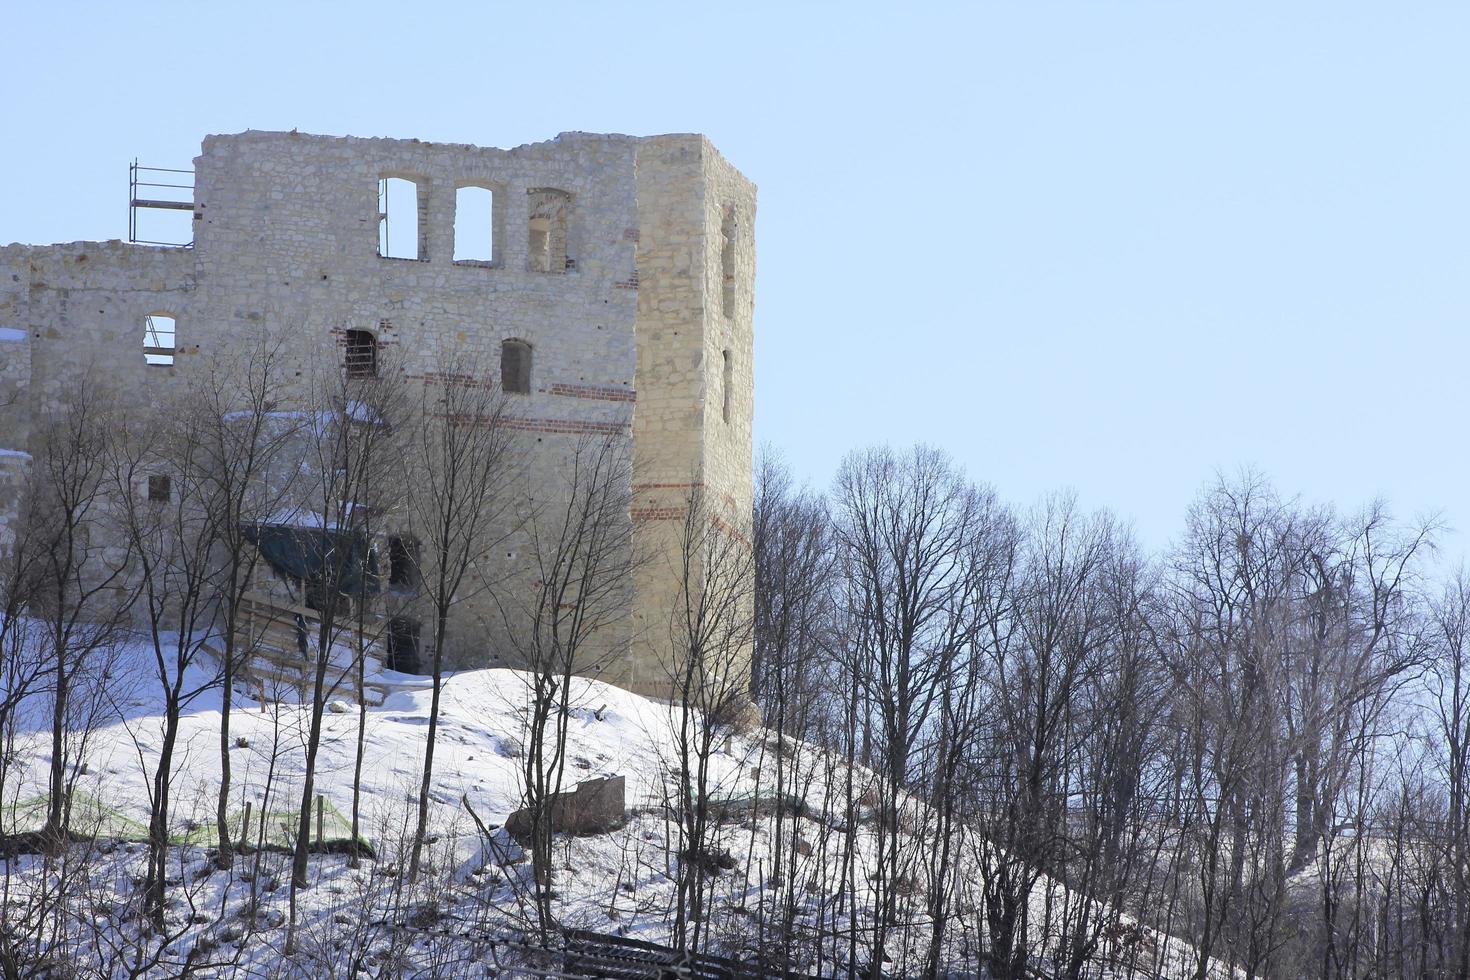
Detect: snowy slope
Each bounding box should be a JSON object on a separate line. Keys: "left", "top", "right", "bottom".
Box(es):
{"left": 0, "top": 632, "right": 1226, "bottom": 978}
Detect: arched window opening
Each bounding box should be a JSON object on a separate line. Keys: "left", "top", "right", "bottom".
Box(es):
{"left": 501, "top": 339, "right": 532, "bottom": 394}
{"left": 378, "top": 176, "right": 424, "bottom": 260}
{"left": 527, "top": 188, "right": 570, "bottom": 273}
{"left": 344, "top": 329, "right": 377, "bottom": 379}
{"left": 722, "top": 349, "right": 733, "bottom": 423}
{"left": 721, "top": 208, "right": 737, "bottom": 318}
{"left": 454, "top": 185, "right": 496, "bottom": 263}
{"left": 144, "top": 313, "right": 176, "bottom": 366}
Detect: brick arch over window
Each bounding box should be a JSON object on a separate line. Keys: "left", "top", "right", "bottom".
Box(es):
{"left": 501, "top": 338, "right": 532, "bottom": 394}
{"left": 143, "top": 311, "right": 177, "bottom": 367}
{"left": 344, "top": 328, "right": 378, "bottom": 379}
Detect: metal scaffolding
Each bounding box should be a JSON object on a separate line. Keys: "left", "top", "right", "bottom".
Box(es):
{"left": 129, "top": 161, "right": 194, "bottom": 247}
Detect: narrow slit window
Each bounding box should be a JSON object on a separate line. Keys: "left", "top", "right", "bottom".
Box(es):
{"left": 144, "top": 313, "right": 176, "bottom": 366}
{"left": 345, "top": 329, "right": 377, "bottom": 379}
{"left": 721, "top": 208, "right": 737, "bottom": 318}
{"left": 378, "top": 177, "right": 422, "bottom": 260}
{"left": 454, "top": 186, "right": 495, "bottom": 263}
{"left": 501, "top": 339, "right": 532, "bottom": 394}
{"left": 722, "top": 349, "right": 733, "bottom": 423}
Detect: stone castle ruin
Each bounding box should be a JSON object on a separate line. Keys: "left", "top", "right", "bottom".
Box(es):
{"left": 0, "top": 130, "right": 755, "bottom": 699}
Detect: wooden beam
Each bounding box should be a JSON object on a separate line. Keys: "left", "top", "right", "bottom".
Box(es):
{"left": 131, "top": 198, "right": 194, "bottom": 211}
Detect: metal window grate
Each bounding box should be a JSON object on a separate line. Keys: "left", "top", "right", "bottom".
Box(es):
{"left": 344, "top": 329, "right": 378, "bottom": 379}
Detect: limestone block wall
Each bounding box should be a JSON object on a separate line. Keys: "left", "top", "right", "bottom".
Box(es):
{"left": 0, "top": 248, "right": 33, "bottom": 449}
{"left": 190, "top": 131, "right": 641, "bottom": 393}
{"left": 625, "top": 136, "right": 757, "bottom": 699}
{"left": 700, "top": 142, "right": 758, "bottom": 527}
{"left": 0, "top": 242, "right": 195, "bottom": 417}
{"left": 699, "top": 144, "right": 758, "bottom": 700}
{"left": 2, "top": 128, "right": 756, "bottom": 698}
{"left": 0, "top": 265, "right": 31, "bottom": 553}
{"left": 628, "top": 137, "right": 710, "bottom": 696}
{"left": 186, "top": 131, "right": 646, "bottom": 676}
{"left": 0, "top": 241, "right": 194, "bottom": 563}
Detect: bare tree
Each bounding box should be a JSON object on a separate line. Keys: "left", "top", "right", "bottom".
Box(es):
{"left": 1426, "top": 572, "right": 1470, "bottom": 978}
{"left": 751, "top": 449, "right": 837, "bottom": 965}
{"left": 501, "top": 430, "right": 633, "bottom": 938}
{"left": 832, "top": 444, "right": 984, "bottom": 976}
{"left": 921, "top": 489, "right": 1016, "bottom": 977}
{"left": 403, "top": 352, "right": 516, "bottom": 880}
{"left": 286, "top": 342, "right": 405, "bottom": 917}
{"left": 0, "top": 462, "right": 46, "bottom": 815}
{"left": 664, "top": 484, "right": 756, "bottom": 955}
{"left": 1166, "top": 473, "right": 1305, "bottom": 980}
{"left": 197, "top": 333, "right": 301, "bottom": 871}
{"left": 968, "top": 495, "right": 1113, "bottom": 980}
{"left": 25, "top": 383, "right": 134, "bottom": 846}
{"left": 109, "top": 389, "right": 226, "bottom": 927}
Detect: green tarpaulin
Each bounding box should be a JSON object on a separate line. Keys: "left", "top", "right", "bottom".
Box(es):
{"left": 243, "top": 523, "right": 380, "bottom": 598}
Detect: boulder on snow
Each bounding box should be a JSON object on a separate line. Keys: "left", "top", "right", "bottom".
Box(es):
{"left": 504, "top": 775, "right": 626, "bottom": 843}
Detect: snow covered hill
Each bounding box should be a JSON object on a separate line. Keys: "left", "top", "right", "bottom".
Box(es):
{"left": 0, "top": 632, "right": 1223, "bottom": 978}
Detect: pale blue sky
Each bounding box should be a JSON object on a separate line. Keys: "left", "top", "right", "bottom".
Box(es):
{"left": 3, "top": 2, "right": 1466, "bottom": 556}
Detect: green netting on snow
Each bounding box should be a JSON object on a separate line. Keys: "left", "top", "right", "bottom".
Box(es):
{"left": 210, "top": 797, "right": 364, "bottom": 850}
{"left": 0, "top": 793, "right": 150, "bottom": 842}
{"left": 0, "top": 793, "right": 369, "bottom": 850}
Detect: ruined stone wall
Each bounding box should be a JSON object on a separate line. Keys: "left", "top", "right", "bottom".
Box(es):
{"left": 0, "top": 241, "right": 195, "bottom": 415}
{"left": 0, "top": 254, "right": 32, "bottom": 553}
{"left": 0, "top": 241, "right": 193, "bottom": 561}
{"left": 186, "top": 131, "right": 644, "bottom": 674}
{"left": 0, "top": 129, "right": 756, "bottom": 697}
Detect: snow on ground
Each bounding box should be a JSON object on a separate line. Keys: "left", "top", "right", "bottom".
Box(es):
{"left": 0, "top": 631, "right": 814, "bottom": 975}
{"left": 0, "top": 326, "right": 26, "bottom": 342}
{"left": 3, "top": 632, "right": 706, "bottom": 867}
{"left": 0, "top": 630, "right": 1227, "bottom": 977}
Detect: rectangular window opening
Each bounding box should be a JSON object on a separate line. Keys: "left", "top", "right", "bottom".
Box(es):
{"left": 388, "top": 535, "right": 418, "bottom": 588}
{"left": 527, "top": 188, "right": 570, "bottom": 273}
{"left": 501, "top": 340, "right": 532, "bottom": 394}
{"left": 387, "top": 617, "right": 422, "bottom": 673}
{"left": 345, "top": 329, "right": 378, "bottom": 379}
{"left": 147, "top": 474, "right": 171, "bottom": 503}
{"left": 144, "top": 314, "right": 176, "bottom": 366}
{"left": 378, "top": 177, "right": 422, "bottom": 260}
{"left": 454, "top": 186, "right": 495, "bottom": 263}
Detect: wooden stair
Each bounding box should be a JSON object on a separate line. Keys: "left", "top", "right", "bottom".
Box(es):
{"left": 217, "top": 592, "right": 392, "bottom": 705}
